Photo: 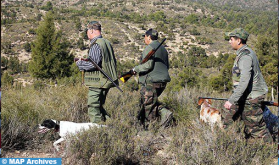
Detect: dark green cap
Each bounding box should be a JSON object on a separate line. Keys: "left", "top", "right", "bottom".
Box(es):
{"left": 142, "top": 28, "right": 158, "bottom": 39}
{"left": 225, "top": 28, "right": 249, "bottom": 40}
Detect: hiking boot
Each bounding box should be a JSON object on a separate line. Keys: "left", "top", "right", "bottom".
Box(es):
{"left": 159, "top": 107, "right": 173, "bottom": 128}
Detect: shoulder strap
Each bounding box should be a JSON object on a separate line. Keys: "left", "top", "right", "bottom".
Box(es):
{"left": 236, "top": 48, "right": 251, "bottom": 63}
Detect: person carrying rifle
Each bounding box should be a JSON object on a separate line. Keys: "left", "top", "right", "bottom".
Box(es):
{"left": 131, "top": 29, "right": 173, "bottom": 129}
{"left": 76, "top": 21, "right": 118, "bottom": 123}
{"left": 223, "top": 28, "right": 273, "bottom": 143}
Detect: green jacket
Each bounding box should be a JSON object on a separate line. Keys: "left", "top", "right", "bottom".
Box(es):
{"left": 84, "top": 38, "right": 118, "bottom": 88}
{"left": 134, "top": 40, "right": 171, "bottom": 85}
{"left": 228, "top": 45, "right": 268, "bottom": 104}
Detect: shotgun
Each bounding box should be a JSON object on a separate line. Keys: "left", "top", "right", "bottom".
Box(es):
{"left": 119, "top": 38, "right": 167, "bottom": 83}
{"left": 261, "top": 101, "right": 278, "bottom": 106}
{"left": 141, "top": 38, "right": 166, "bottom": 64}
{"left": 198, "top": 97, "right": 278, "bottom": 107}
{"left": 75, "top": 58, "right": 123, "bottom": 93}
{"left": 81, "top": 70, "right": 84, "bottom": 85}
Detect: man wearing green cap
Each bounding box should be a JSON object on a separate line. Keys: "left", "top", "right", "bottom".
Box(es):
{"left": 222, "top": 28, "right": 273, "bottom": 143}
{"left": 76, "top": 21, "right": 118, "bottom": 123}
{"left": 131, "top": 28, "right": 173, "bottom": 129}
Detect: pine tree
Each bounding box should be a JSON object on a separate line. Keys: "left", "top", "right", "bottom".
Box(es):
{"left": 255, "top": 35, "right": 278, "bottom": 96}
{"left": 28, "top": 11, "right": 74, "bottom": 79}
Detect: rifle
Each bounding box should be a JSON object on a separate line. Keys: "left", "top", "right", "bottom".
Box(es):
{"left": 198, "top": 97, "right": 278, "bottom": 107}
{"left": 261, "top": 101, "right": 278, "bottom": 106}
{"left": 119, "top": 69, "right": 134, "bottom": 83}
{"left": 141, "top": 38, "right": 166, "bottom": 64}
{"left": 74, "top": 58, "right": 123, "bottom": 93}
{"left": 81, "top": 70, "right": 84, "bottom": 85}
{"left": 119, "top": 38, "right": 167, "bottom": 83}
{"left": 198, "top": 97, "right": 227, "bottom": 101}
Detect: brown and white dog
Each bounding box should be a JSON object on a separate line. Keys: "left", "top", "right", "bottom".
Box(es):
{"left": 198, "top": 99, "right": 223, "bottom": 130}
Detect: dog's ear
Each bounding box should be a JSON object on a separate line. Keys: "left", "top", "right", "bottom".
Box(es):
{"left": 42, "top": 119, "right": 56, "bottom": 129}
{"left": 198, "top": 99, "right": 204, "bottom": 105}
{"left": 207, "top": 99, "right": 212, "bottom": 105}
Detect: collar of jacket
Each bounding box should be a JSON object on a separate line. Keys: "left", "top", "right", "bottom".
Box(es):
{"left": 236, "top": 44, "right": 248, "bottom": 56}
{"left": 150, "top": 40, "right": 158, "bottom": 45}
{"left": 90, "top": 35, "right": 103, "bottom": 45}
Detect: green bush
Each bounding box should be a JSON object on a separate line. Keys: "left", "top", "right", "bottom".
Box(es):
{"left": 2, "top": 72, "right": 14, "bottom": 87}
{"left": 77, "top": 38, "right": 86, "bottom": 50}
{"left": 196, "top": 37, "right": 213, "bottom": 45}
{"left": 8, "top": 56, "right": 21, "bottom": 74}
{"left": 109, "top": 38, "right": 120, "bottom": 44}
{"left": 23, "top": 42, "right": 32, "bottom": 52}
{"left": 189, "top": 28, "right": 201, "bottom": 35}
{"left": 185, "top": 14, "right": 199, "bottom": 24}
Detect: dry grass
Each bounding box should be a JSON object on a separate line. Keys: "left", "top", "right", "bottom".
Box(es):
{"left": 1, "top": 1, "right": 277, "bottom": 164}
{"left": 2, "top": 84, "right": 277, "bottom": 164}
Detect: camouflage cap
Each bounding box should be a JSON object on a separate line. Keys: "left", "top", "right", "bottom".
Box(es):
{"left": 142, "top": 28, "right": 158, "bottom": 38}
{"left": 225, "top": 28, "right": 249, "bottom": 40}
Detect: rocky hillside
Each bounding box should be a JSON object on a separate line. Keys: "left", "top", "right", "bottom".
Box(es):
{"left": 2, "top": 0, "right": 276, "bottom": 63}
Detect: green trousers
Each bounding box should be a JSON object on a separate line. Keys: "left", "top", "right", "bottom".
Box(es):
{"left": 222, "top": 96, "right": 273, "bottom": 143}
{"left": 88, "top": 87, "right": 110, "bottom": 123}
{"left": 138, "top": 83, "right": 173, "bottom": 128}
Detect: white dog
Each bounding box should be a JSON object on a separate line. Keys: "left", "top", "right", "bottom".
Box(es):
{"left": 38, "top": 119, "right": 106, "bottom": 151}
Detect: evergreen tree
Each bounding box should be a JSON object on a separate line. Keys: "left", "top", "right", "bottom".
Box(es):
{"left": 2, "top": 72, "right": 14, "bottom": 87}
{"left": 255, "top": 35, "right": 278, "bottom": 92}
{"left": 42, "top": 2, "right": 53, "bottom": 11}
{"left": 77, "top": 38, "right": 86, "bottom": 50}
{"left": 8, "top": 56, "right": 21, "bottom": 74}
{"left": 209, "top": 54, "right": 234, "bottom": 91}
{"left": 28, "top": 11, "right": 74, "bottom": 79}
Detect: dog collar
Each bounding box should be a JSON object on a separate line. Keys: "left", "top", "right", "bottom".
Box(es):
{"left": 54, "top": 120, "right": 60, "bottom": 132}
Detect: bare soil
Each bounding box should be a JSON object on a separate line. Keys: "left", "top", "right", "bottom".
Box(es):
{"left": 4, "top": 150, "right": 56, "bottom": 158}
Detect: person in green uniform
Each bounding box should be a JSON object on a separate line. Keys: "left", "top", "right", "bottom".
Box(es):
{"left": 76, "top": 21, "right": 118, "bottom": 123}
{"left": 222, "top": 28, "right": 273, "bottom": 143}
{"left": 132, "top": 28, "right": 173, "bottom": 129}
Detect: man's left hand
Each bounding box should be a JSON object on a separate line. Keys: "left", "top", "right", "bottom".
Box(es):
{"left": 224, "top": 101, "right": 232, "bottom": 110}
{"left": 75, "top": 57, "right": 81, "bottom": 64}
{"left": 131, "top": 68, "right": 137, "bottom": 75}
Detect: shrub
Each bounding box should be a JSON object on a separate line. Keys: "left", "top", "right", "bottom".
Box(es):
{"left": 189, "top": 27, "right": 201, "bottom": 35}
{"left": 2, "top": 72, "right": 14, "bottom": 87}
{"left": 77, "top": 38, "right": 86, "bottom": 50}
{"left": 24, "top": 42, "right": 32, "bottom": 52}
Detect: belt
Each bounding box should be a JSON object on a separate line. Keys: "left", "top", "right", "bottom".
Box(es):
{"left": 152, "top": 82, "right": 167, "bottom": 88}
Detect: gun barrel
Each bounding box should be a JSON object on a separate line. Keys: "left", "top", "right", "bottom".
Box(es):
{"left": 140, "top": 38, "right": 166, "bottom": 64}
{"left": 198, "top": 97, "right": 279, "bottom": 107}
{"left": 75, "top": 57, "right": 123, "bottom": 93}
{"left": 119, "top": 70, "right": 133, "bottom": 83}
{"left": 198, "top": 97, "right": 228, "bottom": 101}
{"left": 262, "top": 101, "right": 278, "bottom": 107}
